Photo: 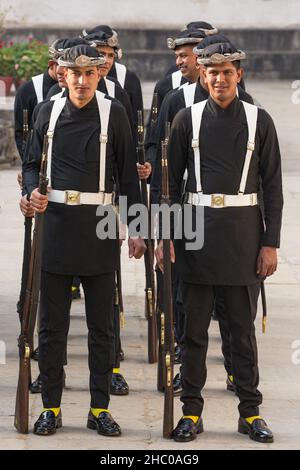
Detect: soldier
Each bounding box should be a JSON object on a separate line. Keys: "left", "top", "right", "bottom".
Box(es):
{"left": 23, "top": 45, "right": 145, "bottom": 436}
{"left": 156, "top": 40, "right": 283, "bottom": 443}
{"left": 43, "top": 37, "right": 131, "bottom": 396}
{"left": 164, "top": 20, "right": 218, "bottom": 77}
{"left": 82, "top": 25, "right": 143, "bottom": 140}
{"left": 14, "top": 53, "right": 58, "bottom": 161}
{"left": 47, "top": 40, "right": 135, "bottom": 138}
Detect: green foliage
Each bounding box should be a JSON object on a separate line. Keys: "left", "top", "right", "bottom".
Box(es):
{"left": 0, "top": 43, "right": 15, "bottom": 75}
{"left": 0, "top": 39, "right": 49, "bottom": 80}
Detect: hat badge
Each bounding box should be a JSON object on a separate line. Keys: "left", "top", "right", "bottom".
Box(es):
{"left": 75, "top": 55, "right": 92, "bottom": 66}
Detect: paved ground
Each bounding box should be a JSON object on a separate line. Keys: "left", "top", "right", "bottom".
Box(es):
{"left": 0, "top": 80, "right": 300, "bottom": 450}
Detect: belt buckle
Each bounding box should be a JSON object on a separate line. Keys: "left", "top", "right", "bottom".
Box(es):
{"left": 65, "top": 190, "right": 81, "bottom": 205}
{"left": 211, "top": 194, "right": 225, "bottom": 208}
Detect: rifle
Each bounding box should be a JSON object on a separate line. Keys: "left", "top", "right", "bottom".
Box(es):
{"left": 261, "top": 281, "right": 267, "bottom": 333}
{"left": 14, "top": 135, "right": 49, "bottom": 434}
{"left": 151, "top": 93, "right": 158, "bottom": 127}
{"left": 157, "top": 122, "right": 171, "bottom": 393}
{"left": 17, "top": 109, "right": 32, "bottom": 325}
{"left": 161, "top": 137, "right": 174, "bottom": 439}
{"left": 156, "top": 266, "right": 165, "bottom": 392}
{"left": 116, "top": 256, "right": 125, "bottom": 330}
{"left": 137, "top": 110, "right": 157, "bottom": 364}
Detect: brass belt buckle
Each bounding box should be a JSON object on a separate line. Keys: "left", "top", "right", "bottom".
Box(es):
{"left": 65, "top": 190, "right": 81, "bottom": 205}
{"left": 211, "top": 194, "right": 225, "bottom": 207}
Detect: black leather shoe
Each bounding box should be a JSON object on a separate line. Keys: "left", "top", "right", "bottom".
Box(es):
{"left": 71, "top": 286, "right": 81, "bottom": 300}
{"left": 174, "top": 345, "right": 182, "bottom": 364}
{"left": 173, "top": 372, "right": 182, "bottom": 397}
{"left": 226, "top": 375, "right": 236, "bottom": 393}
{"left": 110, "top": 373, "right": 129, "bottom": 395}
{"left": 87, "top": 411, "right": 121, "bottom": 436}
{"left": 30, "top": 374, "right": 42, "bottom": 394}
{"left": 33, "top": 410, "right": 62, "bottom": 436}
{"left": 172, "top": 417, "right": 203, "bottom": 442}
{"left": 31, "top": 347, "right": 39, "bottom": 361}
{"left": 238, "top": 417, "right": 274, "bottom": 443}
{"left": 119, "top": 348, "right": 125, "bottom": 362}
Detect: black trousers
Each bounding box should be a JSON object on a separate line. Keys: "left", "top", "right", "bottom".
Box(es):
{"left": 181, "top": 282, "right": 262, "bottom": 418}
{"left": 214, "top": 287, "right": 232, "bottom": 376}
{"left": 39, "top": 270, "right": 115, "bottom": 409}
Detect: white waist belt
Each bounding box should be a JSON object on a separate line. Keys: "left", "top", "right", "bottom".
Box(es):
{"left": 48, "top": 189, "right": 114, "bottom": 206}
{"left": 185, "top": 192, "right": 258, "bottom": 208}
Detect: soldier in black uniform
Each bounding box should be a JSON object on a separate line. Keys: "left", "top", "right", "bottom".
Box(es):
{"left": 145, "top": 28, "right": 207, "bottom": 165}
{"left": 42, "top": 37, "right": 133, "bottom": 396}
{"left": 156, "top": 41, "right": 283, "bottom": 443}
{"left": 82, "top": 25, "right": 142, "bottom": 143}
{"left": 14, "top": 55, "right": 58, "bottom": 161}
{"left": 23, "top": 45, "right": 146, "bottom": 436}
{"left": 164, "top": 21, "right": 218, "bottom": 77}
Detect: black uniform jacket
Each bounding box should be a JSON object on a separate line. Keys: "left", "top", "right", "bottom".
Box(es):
{"left": 108, "top": 63, "right": 143, "bottom": 137}
{"left": 46, "top": 77, "right": 135, "bottom": 139}
{"left": 14, "top": 71, "right": 57, "bottom": 160}
{"left": 150, "top": 82, "right": 254, "bottom": 203}
{"left": 23, "top": 95, "right": 141, "bottom": 276}
{"left": 168, "top": 96, "right": 283, "bottom": 285}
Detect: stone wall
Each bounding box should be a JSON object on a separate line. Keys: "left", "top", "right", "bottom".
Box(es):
{"left": 3, "top": 27, "right": 300, "bottom": 80}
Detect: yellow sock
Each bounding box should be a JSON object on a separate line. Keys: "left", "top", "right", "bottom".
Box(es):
{"left": 43, "top": 407, "right": 60, "bottom": 417}
{"left": 113, "top": 368, "right": 120, "bottom": 374}
{"left": 183, "top": 415, "right": 199, "bottom": 424}
{"left": 91, "top": 408, "right": 110, "bottom": 418}
{"left": 245, "top": 415, "right": 262, "bottom": 425}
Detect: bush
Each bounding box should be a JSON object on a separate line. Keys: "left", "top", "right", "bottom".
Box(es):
{"left": 0, "top": 38, "right": 49, "bottom": 80}
{"left": 0, "top": 41, "right": 15, "bottom": 76}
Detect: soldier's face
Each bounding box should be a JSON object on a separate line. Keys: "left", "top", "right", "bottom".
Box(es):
{"left": 65, "top": 66, "right": 101, "bottom": 103}
{"left": 96, "top": 46, "right": 115, "bottom": 76}
{"left": 57, "top": 65, "right": 67, "bottom": 88}
{"left": 174, "top": 45, "right": 200, "bottom": 81}
{"left": 204, "top": 62, "right": 242, "bottom": 105}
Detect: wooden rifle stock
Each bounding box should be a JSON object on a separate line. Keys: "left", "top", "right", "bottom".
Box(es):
{"left": 161, "top": 136, "right": 174, "bottom": 438}
{"left": 137, "top": 110, "right": 157, "bottom": 364}
{"left": 14, "top": 135, "right": 49, "bottom": 434}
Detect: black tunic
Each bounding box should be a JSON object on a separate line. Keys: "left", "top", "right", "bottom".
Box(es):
{"left": 108, "top": 63, "right": 143, "bottom": 136}
{"left": 14, "top": 71, "right": 57, "bottom": 160}
{"left": 46, "top": 78, "right": 135, "bottom": 139}
{"left": 145, "top": 73, "right": 189, "bottom": 158}
{"left": 23, "top": 95, "right": 140, "bottom": 276}
{"left": 150, "top": 82, "right": 254, "bottom": 203}
{"left": 168, "top": 96, "right": 283, "bottom": 285}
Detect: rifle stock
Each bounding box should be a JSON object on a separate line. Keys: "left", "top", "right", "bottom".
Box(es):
{"left": 137, "top": 110, "right": 157, "bottom": 364}
{"left": 161, "top": 137, "right": 174, "bottom": 438}
{"left": 14, "top": 135, "right": 49, "bottom": 434}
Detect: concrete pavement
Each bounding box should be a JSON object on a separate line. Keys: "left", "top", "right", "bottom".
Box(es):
{"left": 0, "top": 80, "right": 300, "bottom": 450}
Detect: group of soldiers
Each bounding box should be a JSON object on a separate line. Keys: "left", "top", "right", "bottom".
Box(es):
{"left": 14, "top": 20, "right": 283, "bottom": 443}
